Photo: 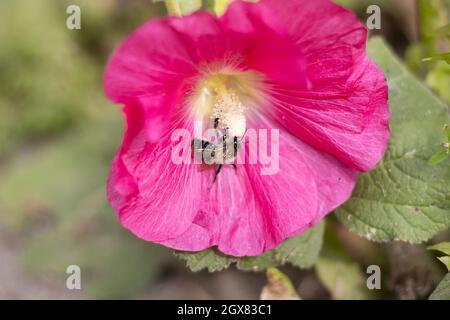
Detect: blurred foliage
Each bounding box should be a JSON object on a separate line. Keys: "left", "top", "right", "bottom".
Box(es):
{"left": 335, "top": 0, "right": 390, "bottom": 11}
{"left": 0, "top": 0, "right": 164, "bottom": 156}
{"left": 426, "top": 61, "right": 450, "bottom": 103}
{"left": 210, "top": 0, "right": 258, "bottom": 16}
{"left": 427, "top": 124, "right": 450, "bottom": 166}
{"left": 260, "top": 268, "right": 300, "bottom": 300}
{"left": 315, "top": 223, "right": 374, "bottom": 300}
{"left": 0, "top": 0, "right": 93, "bottom": 154}
{"left": 0, "top": 0, "right": 170, "bottom": 298}
{"left": 212, "top": 0, "right": 234, "bottom": 16}
{"left": 0, "top": 118, "right": 171, "bottom": 298}
{"left": 163, "top": 0, "right": 203, "bottom": 16}
{"left": 405, "top": 0, "right": 450, "bottom": 103}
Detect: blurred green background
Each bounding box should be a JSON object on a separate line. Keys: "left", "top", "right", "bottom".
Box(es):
{"left": 0, "top": 0, "right": 448, "bottom": 299}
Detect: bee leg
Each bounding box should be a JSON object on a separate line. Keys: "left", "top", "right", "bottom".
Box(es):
{"left": 233, "top": 136, "right": 238, "bottom": 157}
{"left": 191, "top": 139, "right": 210, "bottom": 150}
{"left": 213, "top": 118, "right": 223, "bottom": 143}
{"left": 213, "top": 164, "right": 223, "bottom": 183}
{"left": 232, "top": 137, "right": 238, "bottom": 170}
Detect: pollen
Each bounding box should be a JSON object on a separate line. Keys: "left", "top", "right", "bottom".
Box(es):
{"left": 211, "top": 92, "right": 246, "bottom": 137}
{"left": 191, "top": 70, "right": 265, "bottom": 137}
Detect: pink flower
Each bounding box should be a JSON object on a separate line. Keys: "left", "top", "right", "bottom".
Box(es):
{"left": 104, "top": 0, "right": 389, "bottom": 256}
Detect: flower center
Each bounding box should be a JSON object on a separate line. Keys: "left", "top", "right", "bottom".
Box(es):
{"left": 191, "top": 71, "right": 264, "bottom": 138}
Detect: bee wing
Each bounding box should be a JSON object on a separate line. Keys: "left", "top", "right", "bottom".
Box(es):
{"left": 192, "top": 139, "right": 212, "bottom": 152}
{"left": 193, "top": 146, "right": 206, "bottom": 152}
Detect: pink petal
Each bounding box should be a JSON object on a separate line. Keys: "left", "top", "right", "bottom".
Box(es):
{"left": 159, "top": 118, "right": 358, "bottom": 257}
{"left": 224, "top": 0, "right": 366, "bottom": 90}
{"left": 269, "top": 56, "right": 390, "bottom": 172}
{"left": 223, "top": 0, "right": 389, "bottom": 172}
{"left": 167, "top": 12, "right": 253, "bottom": 67}
{"left": 221, "top": 3, "right": 309, "bottom": 88}
{"left": 117, "top": 150, "right": 203, "bottom": 242}
{"left": 287, "top": 134, "right": 358, "bottom": 222}
{"left": 104, "top": 19, "right": 196, "bottom": 104}
{"left": 161, "top": 133, "right": 320, "bottom": 256}
{"left": 108, "top": 101, "right": 205, "bottom": 242}
{"left": 105, "top": 0, "right": 389, "bottom": 257}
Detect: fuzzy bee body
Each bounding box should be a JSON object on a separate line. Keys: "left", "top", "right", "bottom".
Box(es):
{"left": 192, "top": 117, "right": 243, "bottom": 182}
{"left": 192, "top": 136, "right": 241, "bottom": 165}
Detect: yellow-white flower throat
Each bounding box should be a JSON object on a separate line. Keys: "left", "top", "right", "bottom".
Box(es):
{"left": 188, "top": 70, "right": 266, "bottom": 180}
{"left": 191, "top": 71, "right": 264, "bottom": 139}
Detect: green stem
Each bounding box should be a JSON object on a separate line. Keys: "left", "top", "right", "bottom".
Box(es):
{"left": 165, "top": 0, "right": 183, "bottom": 16}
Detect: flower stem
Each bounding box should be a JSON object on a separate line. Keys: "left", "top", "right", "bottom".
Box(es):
{"left": 164, "top": 0, "right": 183, "bottom": 16}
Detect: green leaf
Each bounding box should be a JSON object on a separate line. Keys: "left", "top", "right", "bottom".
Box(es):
{"left": 437, "top": 257, "right": 450, "bottom": 270}
{"left": 175, "top": 249, "right": 232, "bottom": 272}
{"left": 237, "top": 221, "right": 325, "bottom": 271}
{"left": 272, "top": 222, "right": 325, "bottom": 269}
{"left": 429, "top": 273, "right": 450, "bottom": 300}
{"left": 428, "top": 242, "right": 450, "bottom": 256}
{"left": 336, "top": 38, "right": 450, "bottom": 243}
{"left": 236, "top": 251, "right": 279, "bottom": 272}
{"left": 428, "top": 150, "right": 449, "bottom": 165}
{"left": 177, "top": 222, "right": 324, "bottom": 272}
{"left": 428, "top": 242, "right": 450, "bottom": 270}
{"left": 423, "top": 52, "right": 450, "bottom": 64}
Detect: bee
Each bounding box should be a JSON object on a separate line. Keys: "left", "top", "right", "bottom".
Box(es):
{"left": 192, "top": 117, "right": 244, "bottom": 182}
